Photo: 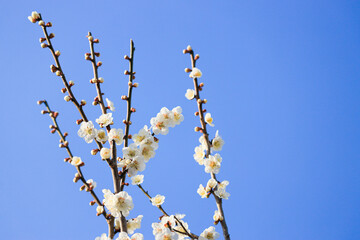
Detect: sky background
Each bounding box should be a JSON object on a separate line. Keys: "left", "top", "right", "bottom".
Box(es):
{"left": 1, "top": 0, "right": 360, "bottom": 239}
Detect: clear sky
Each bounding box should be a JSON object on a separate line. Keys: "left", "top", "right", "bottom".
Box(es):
{"left": 1, "top": 0, "right": 360, "bottom": 239}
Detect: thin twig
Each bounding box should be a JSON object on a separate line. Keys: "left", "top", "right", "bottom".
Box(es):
{"left": 186, "top": 48, "right": 231, "bottom": 240}
{"left": 87, "top": 32, "right": 122, "bottom": 238}
{"left": 137, "top": 184, "right": 199, "bottom": 239}
{"left": 40, "top": 100, "right": 110, "bottom": 224}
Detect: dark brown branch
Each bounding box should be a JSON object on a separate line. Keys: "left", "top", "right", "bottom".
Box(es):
{"left": 40, "top": 100, "right": 109, "bottom": 223}
{"left": 186, "top": 48, "right": 231, "bottom": 240}
{"left": 87, "top": 31, "right": 123, "bottom": 238}
{"left": 137, "top": 184, "right": 199, "bottom": 239}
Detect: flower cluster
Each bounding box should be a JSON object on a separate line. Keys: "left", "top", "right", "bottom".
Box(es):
{"left": 102, "top": 189, "right": 134, "bottom": 217}
{"left": 150, "top": 107, "right": 184, "bottom": 135}
{"left": 152, "top": 214, "right": 191, "bottom": 240}
{"left": 197, "top": 179, "right": 230, "bottom": 200}
{"left": 78, "top": 120, "right": 124, "bottom": 145}
{"left": 95, "top": 232, "right": 143, "bottom": 240}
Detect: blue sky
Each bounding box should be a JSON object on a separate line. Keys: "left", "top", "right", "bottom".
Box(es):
{"left": 1, "top": 0, "right": 360, "bottom": 239}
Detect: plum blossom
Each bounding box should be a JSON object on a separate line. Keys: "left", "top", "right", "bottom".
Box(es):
{"left": 108, "top": 128, "right": 124, "bottom": 145}
{"left": 106, "top": 98, "right": 115, "bottom": 111}
{"left": 102, "top": 189, "right": 134, "bottom": 217}
{"left": 185, "top": 89, "right": 195, "bottom": 100}
{"left": 211, "top": 131, "right": 224, "bottom": 151}
{"left": 193, "top": 145, "right": 206, "bottom": 165}
{"left": 71, "top": 156, "right": 83, "bottom": 166}
{"left": 204, "top": 155, "right": 221, "bottom": 174}
{"left": 199, "top": 226, "right": 220, "bottom": 240}
{"left": 151, "top": 194, "right": 165, "bottom": 206}
{"left": 204, "top": 113, "right": 214, "bottom": 127}
{"left": 78, "top": 121, "right": 97, "bottom": 143}
{"left": 96, "top": 129, "right": 108, "bottom": 143}
{"left": 131, "top": 175, "right": 144, "bottom": 185}
{"left": 96, "top": 113, "right": 113, "bottom": 127}
{"left": 127, "top": 215, "right": 143, "bottom": 235}
{"left": 189, "top": 67, "right": 202, "bottom": 78}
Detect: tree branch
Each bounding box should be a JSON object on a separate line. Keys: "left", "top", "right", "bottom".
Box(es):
{"left": 185, "top": 48, "right": 231, "bottom": 240}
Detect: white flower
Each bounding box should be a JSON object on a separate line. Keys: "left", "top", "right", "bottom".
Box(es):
{"left": 213, "top": 210, "right": 223, "bottom": 222}
{"left": 130, "top": 233, "right": 144, "bottom": 240}
{"left": 102, "top": 189, "right": 134, "bottom": 217}
{"left": 108, "top": 128, "right": 124, "bottom": 145}
{"left": 204, "top": 155, "right": 221, "bottom": 174}
{"left": 205, "top": 113, "right": 214, "bottom": 127}
{"left": 206, "top": 178, "right": 217, "bottom": 192}
{"left": 96, "top": 129, "right": 108, "bottom": 143}
{"left": 214, "top": 187, "right": 230, "bottom": 200}
{"left": 71, "top": 156, "right": 83, "bottom": 166}
{"left": 123, "top": 143, "right": 141, "bottom": 160}
{"left": 199, "top": 135, "right": 207, "bottom": 148}
{"left": 199, "top": 226, "right": 220, "bottom": 240}
{"left": 127, "top": 215, "right": 143, "bottom": 235}
{"left": 133, "top": 126, "right": 152, "bottom": 145}
{"left": 212, "top": 131, "right": 224, "bottom": 151}
{"left": 96, "top": 205, "right": 104, "bottom": 215}
{"left": 172, "top": 106, "right": 184, "bottom": 126}
{"left": 78, "top": 121, "right": 97, "bottom": 143}
{"left": 173, "top": 219, "right": 190, "bottom": 239}
{"left": 189, "top": 67, "right": 202, "bottom": 78}
{"left": 155, "top": 228, "right": 179, "bottom": 240}
{"left": 152, "top": 222, "right": 164, "bottom": 236}
{"left": 106, "top": 98, "right": 115, "bottom": 111}
{"left": 218, "top": 180, "right": 229, "bottom": 189}
{"left": 197, "top": 184, "right": 207, "bottom": 198}
{"left": 161, "top": 215, "right": 176, "bottom": 229}
{"left": 160, "top": 107, "right": 175, "bottom": 127}
{"left": 96, "top": 113, "right": 113, "bottom": 127}
{"left": 131, "top": 175, "right": 144, "bottom": 185}
{"left": 185, "top": 89, "right": 195, "bottom": 100}
{"left": 213, "top": 153, "right": 222, "bottom": 163}
{"left": 127, "top": 157, "right": 146, "bottom": 177}
{"left": 151, "top": 194, "right": 165, "bottom": 206}
{"left": 140, "top": 144, "right": 155, "bottom": 162}
{"left": 116, "top": 232, "right": 130, "bottom": 240}
{"left": 193, "top": 145, "right": 206, "bottom": 165}
{"left": 95, "top": 233, "right": 111, "bottom": 240}
{"left": 87, "top": 179, "right": 97, "bottom": 189}
{"left": 141, "top": 136, "right": 158, "bottom": 150}
{"left": 100, "top": 148, "right": 111, "bottom": 159}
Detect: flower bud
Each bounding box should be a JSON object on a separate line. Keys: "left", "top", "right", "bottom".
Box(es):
{"left": 76, "top": 119, "right": 84, "bottom": 125}
{"left": 69, "top": 80, "right": 74, "bottom": 86}
{"left": 28, "top": 16, "right": 36, "bottom": 23}
{"left": 41, "top": 110, "right": 48, "bottom": 114}
{"left": 195, "top": 54, "right": 200, "bottom": 60}
{"left": 38, "top": 20, "right": 45, "bottom": 26}
{"left": 124, "top": 70, "right": 130, "bottom": 75}
{"left": 130, "top": 107, "right": 136, "bottom": 112}
{"left": 98, "top": 77, "right": 104, "bottom": 83}
{"left": 50, "top": 64, "right": 57, "bottom": 73}
{"left": 203, "top": 99, "right": 208, "bottom": 103}
{"left": 133, "top": 82, "right": 139, "bottom": 87}
{"left": 94, "top": 39, "right": 99, "bottom": 43}
{"left": 88, "top": 35, "right": 93, "bottom": 41}
{"left": 199, "top": 82, "right": 204, "bottom": 87}
{"left": 121, "top": 95, "right": 128, "bottom": 100}
{"left": 39, "top": 37, "right": 46, "bottom": 43}
{"left": 194, "top": 127, "right": 201, "bottom": 132}
{"left": 55, "top": 50, "right": 61, "bottom": 56}
{"left": 97, "top": 61, "right": 102, "bottom": 67}
{"left": 37, "top": 100, "right": 44, "bottom": 105}
{"left": 80, "top": 100, "right": 86, "bottom": 106}
{"left": 89, "top": 200, "right": 96, "bottom": 206}
{"left": 197, "top": 99, "right": 202, "bottom": 104}
{"left": 46, "top": 22, "right": 52, "bottom": 27}
{"left": 48, "top": 33, "right": 55, "bottom": 39}
{"left": 41, "top": 43, "right": 48, "bottom": 48}
{"left": 94, "top": 52, "right": 100, "bottom": 57}
{"left": 184, "top": 68, "right": 192, "bottom": 73}
{"left": 31, "top": 11, "right": 40, "bottom": 20}
{"left": 194, "top": 111, "right": 199, "bottom": 116}
{"left": 187, "top": 45, "right": 192, "bottom": 51}
{"left": 80, "top": 185, "right": 86, "bottom": 191}
{"left": 56, "top": 70, "right": 62, "bottom": 76}
{"left": 91, "top": 149, "right": 99, "bottom": 155}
